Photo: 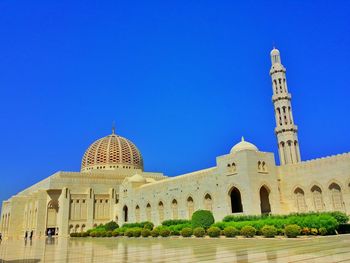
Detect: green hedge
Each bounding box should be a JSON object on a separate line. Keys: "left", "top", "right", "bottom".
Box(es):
{"left": 162, "top": 219, "right": 191, "bottom": 226}
{"left": 122, "top": 221, "right": 154, "bottom": 229}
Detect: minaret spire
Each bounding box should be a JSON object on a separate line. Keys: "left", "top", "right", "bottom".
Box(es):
{"left": 270, "top": 47, "right": 301, "bottom": 165}
{"left": 112, "top": 121, "right": 116, "bottom": 135}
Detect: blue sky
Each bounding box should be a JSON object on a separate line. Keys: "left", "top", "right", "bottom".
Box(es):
{"left": 0, "top": 0, "right": 349, "bottom": 203}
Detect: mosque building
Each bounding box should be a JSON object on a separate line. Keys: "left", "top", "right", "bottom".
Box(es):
{"left": 1, "top": 48, "right": 349, "bottom": 238}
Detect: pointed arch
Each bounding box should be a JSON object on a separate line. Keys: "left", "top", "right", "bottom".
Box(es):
{"left": 229, "top": 187, "right": 243, "bottom": 213}
{"left": 329, "top": 183, "right": 344, "bottom": 211}
{"left": 204, "top": 193, "right": 213, "bottom": 211}
{"left": 135, "top": 205, "right": 140, "bottom": 222}
{"left": 187, "top": 196, "right": 194, "bottom": 219}
{"left": 171, "top": 199, "right": 178, "bottom": 219}
{"left": 259, "top": 185, "right": 271, "bottom": 214}
{"left": 294, "top": 187, "right": 307, "bottom": 212}
{"left": 311, "top": 185, "right": 324, "bottom": 211}
{"left": 158, "top": 201, "right": 164, "bottom": 223}
{"left": 146, "top": 203, "right": 152, "bottom": 221}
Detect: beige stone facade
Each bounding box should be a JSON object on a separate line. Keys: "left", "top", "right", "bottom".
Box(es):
{"left": 1, "top": 48, "right": 349, "bottom": 239}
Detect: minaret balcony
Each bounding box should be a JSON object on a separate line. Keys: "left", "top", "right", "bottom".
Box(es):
{"left": 272, "top": 93, "right": 291, "bottom": 102}
{"left": 275, "top": 124, "right": 298, "bottom": 134}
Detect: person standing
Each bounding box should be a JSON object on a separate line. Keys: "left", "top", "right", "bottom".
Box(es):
{"left": 0, "top": 233, "right": 2, "bottom": 244}
{"left": 24, "top": 231, "right": 28, "bottom": 240}
{"left": 29, "top": 230, "right": 33, "bottom": 241}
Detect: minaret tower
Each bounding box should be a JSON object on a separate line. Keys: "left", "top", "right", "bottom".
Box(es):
{"left": 270, "top": 47, "right": 301, "bottom": 165}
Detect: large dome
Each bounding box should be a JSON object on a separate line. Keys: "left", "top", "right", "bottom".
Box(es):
{"left": 81, "top": 131, "right": 143, "bottom": 172}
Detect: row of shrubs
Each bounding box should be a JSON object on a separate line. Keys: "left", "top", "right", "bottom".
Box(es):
{"left": 214, "top": 212, "right": 349, "bottom": 235}
{"left": 71, "top": 224, "right": 327, "bottom": 238}
{"left": 222, "top": 211, "right": 348, "bottom": 224}
{"left": 70, "top": 211, "right": 349, "bottom": 238}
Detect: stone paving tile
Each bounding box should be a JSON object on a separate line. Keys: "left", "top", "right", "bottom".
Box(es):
{"left": 0, "top": 235, "right": 350, "bottom": 262}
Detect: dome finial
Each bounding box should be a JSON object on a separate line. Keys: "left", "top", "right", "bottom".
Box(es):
{"left": 112, "top": 121, "right": 116, "bottom": 134}
{"left": 241, "top": 136, "right": 245, "bottom": 142}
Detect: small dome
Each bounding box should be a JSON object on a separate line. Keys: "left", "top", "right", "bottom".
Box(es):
{"left": 270, "top": 48, "right": 280, "bottom": 56}
{"left": 81, "top": 129, "right": 143, "bottom": 172}
{"left": 230, "top": 137, "right": 258, "bottom": 153}
{"left": 129, "top": 173, "right": 147, "bottom": 183}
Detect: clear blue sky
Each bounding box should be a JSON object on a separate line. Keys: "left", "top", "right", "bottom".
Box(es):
{"left": 1, "top": 1, "right": 349, "bottom": 203}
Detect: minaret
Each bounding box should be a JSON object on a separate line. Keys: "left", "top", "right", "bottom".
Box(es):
{"left": 270, "top": 47, "right": 301, "bottom": 165}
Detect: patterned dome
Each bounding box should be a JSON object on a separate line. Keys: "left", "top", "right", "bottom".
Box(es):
{"left": 81, "top": 131, "right": 143, "bottom": 172}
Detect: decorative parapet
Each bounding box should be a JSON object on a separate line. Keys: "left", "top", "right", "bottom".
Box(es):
{"left": 278, "top": 152, "right": 350, "bottom": 172}
{"left": 139, "top": 167, "right": 217, "bottom": 189}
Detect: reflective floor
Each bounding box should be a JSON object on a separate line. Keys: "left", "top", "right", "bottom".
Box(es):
{"left": 1, "top": 235, "right": 350, "bottom": 263}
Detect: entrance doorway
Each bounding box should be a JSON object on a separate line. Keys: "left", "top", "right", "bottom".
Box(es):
{"left": 229, "top": 187, "right": 243, "bottom": 213}
{"left": 260, "top": 186, "right": 271, "bottom": 214}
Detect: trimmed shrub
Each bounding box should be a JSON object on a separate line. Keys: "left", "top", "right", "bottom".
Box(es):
{"left": 240, "top": 226, "right": 256, "bottom": 237}
{"left": 132, "top": 228, "right": 142, "bottom": 237}
{"left": 180, "top": 227, "right": 193, "bottom": 237}
{"left": 151, "top": 228, "right": 160, "bottom": 237}
{"left": 104, "top": 221, "right": 119, "bottom": 231}
{"left": 261, "top": 225, "right": 277, "bottom": 238}
{"left": 160, "top": 228, "right": 171, "bottom": 237}
{"left": 125, "top": 229, "right": 134, "bottom": 237}
{"left": 310, "top": 228, "right": 318, "bottom": 235}
{"left": 191, "top": 210, "right": 215, "bottom": 229}
{"left": 70, "top": 233, "right": 77, "bottom": 237}
{"left": 94, "top": 231, "right": 102, "bottom": 237}
{"left": 143, "top": 222, "right": 154, "bottom": 230}
{"left": 141, "top": 229, "right": 151, "bottom": 237}
{"left": 193, "top": 227, "right": 205, "bottom": 237}
{"left": 224, "top": 226, "right": 239, "bottom": 238}
{"left": 106, "top": 231, "right": 113, "bottom": 237}
{"left": 100, "top": 231, "right": 107, "bottom": 237}
{"left": 319, "top": 227, "right": 327, "bottom": 236}
{"left": 207, "top": 226, "right": 221, "bottom": 238}
{"left": 301, "top": 227, "right": 310, "bottom": 235}
{"left": 285, "top": 224, "right": 301, "bottom": 238}
{"left": 162, "top": 219, "right": 191, "bottom": 226}
{"left": 112, "top": 229, "right": 119, "bottom": 237}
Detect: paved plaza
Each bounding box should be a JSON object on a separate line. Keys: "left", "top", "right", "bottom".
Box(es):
{"left": 0, "top": 235, "right": 350, "bottom": 262}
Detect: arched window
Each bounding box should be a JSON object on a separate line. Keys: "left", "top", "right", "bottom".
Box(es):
{"left": 258, "top": 161, "right": 262, "bottom": 171}
{"left": 229, "top": 187, "right": 243, "bottom": 213}
{"left": 294, "top": 188, "right": 307, "bottom": 212}
{"left": 311, "top": 185, "right": 324, "bottom": 211}
{"left": 172, "top": 199, "right": 178, "bottom": 219}
{"left": 204, "top": 194, "right": 213, "bottom": 211}
{"left": 158, "top": 201, "right": 164, "bottom": 223}
{"left": 187, "top": 197, "right": 194, "bottom": 219}
{"left": 262, "top": 162, "right": 267, "bottom": 171}
{"left": 123, "top": 205, "right": 128, "bottom": 222}
{"left": 329, "top": 183, "right": 344, "bottom": 211}
{"left": 260, "top": 186, "right": 271, "bottom": 214}
{"left": 146, "top": 203, "right": 152, "bottom": 221}
{"left": 135, "top": 205, "right": 140, "bottom": 222}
